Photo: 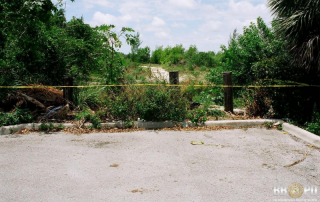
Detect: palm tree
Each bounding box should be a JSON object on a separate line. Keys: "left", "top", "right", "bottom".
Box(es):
{"left": 268, "top": 0, "right": 320, "bottom": 73}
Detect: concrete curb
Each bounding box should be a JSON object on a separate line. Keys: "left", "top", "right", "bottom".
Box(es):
{"left": 283, "top": 123, "right": 320, "bottom": 148}
{"left": 0, "top": 119, "right": 280, "bottom": 135}
{"left": 2, "top": 120, "right": 319, "bottom": 147}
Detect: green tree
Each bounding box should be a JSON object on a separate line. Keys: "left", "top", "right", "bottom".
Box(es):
{"left": 160, "top": 44, "right": 185, "bottom": 66}
{"left": 130, "top": 32, "right": 142, "bottom": 62}
{"left": 137, "top": 46, "right": 150, "bottom": 63}
{"left": 96, "top": 25, "right": 135, "bottom": 84}
{"left": 151, "top": 46, "right": 163, "bottom": 64}
{"left": 268, "top": 0, "right": 320, "bottom": 73}
{"left": 215, "top": 17, "right": 292, "bottom": 85}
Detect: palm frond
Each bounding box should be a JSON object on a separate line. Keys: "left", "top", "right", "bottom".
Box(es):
{"left": 268, "top": 0, "right": 320, "bottom": 71}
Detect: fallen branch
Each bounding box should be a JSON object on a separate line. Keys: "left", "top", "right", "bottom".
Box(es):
{"left": 284, "top": 151, "right": 308, "bottom": 167}
{"left": 19, "top": 93, "right": 46, "bottom": 109}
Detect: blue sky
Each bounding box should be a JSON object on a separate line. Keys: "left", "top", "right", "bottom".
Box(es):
{"left": 54, "top": 0, "right": 273, "bottom": 53}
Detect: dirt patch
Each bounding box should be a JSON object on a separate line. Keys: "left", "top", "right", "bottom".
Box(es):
{"left": 16, "top": 125, "right": 265, "bottom": 135}
{"left": 130, "top": 188, "right": 159, "bottom": 194}
{"left": 87, "top": 141, "right": 115, "bottom": 148}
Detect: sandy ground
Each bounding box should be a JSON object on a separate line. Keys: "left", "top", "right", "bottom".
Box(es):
{"left": 0, "top": 129, "right": 319, "bottom": 202}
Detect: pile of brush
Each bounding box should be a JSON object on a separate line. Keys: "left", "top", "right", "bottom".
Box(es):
{"left": 0, "top": 85, "right": 71, "bottom": 121}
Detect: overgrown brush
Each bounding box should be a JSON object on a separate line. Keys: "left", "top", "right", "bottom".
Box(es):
{"left": 74, "top": 87, "right": 106, "bottom": 111}
{"left": 0, "top": 108, "right": 33, "bottom": 127}
{"left": 104, "top": 85, "right": 189, "bottom": 122}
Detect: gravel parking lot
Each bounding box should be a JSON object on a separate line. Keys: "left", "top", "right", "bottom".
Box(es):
{"left": 0, "top": 128, "right": 319, "bottom": 202}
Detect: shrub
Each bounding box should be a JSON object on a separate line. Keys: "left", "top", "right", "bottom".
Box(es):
{"left": 305, "top": 106, "right": 320, "bottom": 135}
{"left": 136, "top": 87, "right": 188, "bottom": 122}
{"left": 105, "top": 85, "right": 189, "bottom": 122}
{"left": 207, "top": 109, "right": 226, "bottom": 120}
{"left": 0, "top": 108, "right": 33, "bottom": 127}
{"left": 245, "top": 87, "right": 272, "bottom": 118}
{"left": 188, "top": 108, "right": 208, "bottom": 126}
{"left": 39, "top": 123, "right": 50, "bottom": 131}
{"left": 90, "top": 114, "right": 101, "bottom": 129}
{"left": 306, "top": 123, "right": 320, "bottom": 136}
{"left": 75, "top": 110, "right": 102, "bottom": 129}
{"left": 74, "top": 87, "right": 106, "bottom": 111}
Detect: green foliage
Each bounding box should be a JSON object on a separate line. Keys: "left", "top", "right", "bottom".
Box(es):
{"left": 97, "top": 25, "right": 135, "bottom": 84}
{"left": 38, "top": 122, "right": 65, "bottom": 132}
{"left": 277, "top": 122, "right": 283, "bottom": 131}
{"left": 0, "top": 0, "right": 136, "bottom": 94}
{"left": 149, "top": 44, "right": 217, "bottom": 68}
{"left": 188, "top": 108, "right": 208, "bottom": 126}
{"left": 305, "top": 106, "right": 320, "bottom": 135}
{"left": 265, "top": 122, "right": 274, "bottom": 129}
{"left": 49, "top": 123, "right": 55, "bottom": 131}
{"left": 268, "top": 0, "right": 320, "bottom": 72}
{"left": 105, "top": 86, "right": 189, "bottom": 122}
{"left": 129, "top": 32, "right": 142, "bottom": 62}
{"left": 219, "top": 18, "right": 293, "bottom": 85}
{"left": 306, "top": 123, "right": 320, "bottom": 136}
{"left": 75, "top": 110, "right": 91, "bottom": 121}
{"left": 0, "top": 108, "right": 33, "bottom": 127}
{"left": 207, "top": 109, "right": 226, "bottom": 119}
{"left": 136, "top": 87, "right": 188, "bottom": 122}
{"left": 75, "top": 110, "right": 102, "bottom": 129}
{"left": 150, "top": 46, "right": 163, "bottom": 64}
{"left": 90, "top": 114, "right": 101, "bottom": 129}
{"left": 57, "top": 123, "right": 65, "bottom": 130}
{"left": 74, "top": 87, "right": 105, "bottom": 110}
{"left": 39, "top": 123, "right": 50, "bottom": 131}
{"left": 209, "top": 17, "right": 317, "bottom": 122}
{"left": 233, "top": 97, "right": 246, "bottom": 109}
{"left": 137, "top": 47, "right": 151, "bottom": 63}
{"left": 160, "top": 44, "right": 185, "bottom": 66}
{"left": 107, "top": 94, "right": 136, "bottom": 122}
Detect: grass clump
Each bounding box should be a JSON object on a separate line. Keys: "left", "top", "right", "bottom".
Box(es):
{"left": 39, "top": 123, "right": 67, "bottom": 132}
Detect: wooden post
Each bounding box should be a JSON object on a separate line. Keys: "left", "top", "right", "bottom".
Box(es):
{"left": 63, "top": 75, "right": 74, "bottom": 109}
{"left": 169, "top": 71, "right": 179, "bottom": 85}
{"left": 223, "top": 72, "right": 233, "bottom": 113}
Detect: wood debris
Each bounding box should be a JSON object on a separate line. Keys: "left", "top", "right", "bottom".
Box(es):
{"left": 284, "top": 151, "right": 308, "bottom": 167}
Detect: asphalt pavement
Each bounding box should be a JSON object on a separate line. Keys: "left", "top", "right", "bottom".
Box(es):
{"left": 0, "top": 129, "right": 319, "bottom": 202}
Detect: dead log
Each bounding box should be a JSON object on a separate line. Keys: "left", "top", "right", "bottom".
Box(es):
{"left": 19, "top": 93, "right": 46, "bottom": 109}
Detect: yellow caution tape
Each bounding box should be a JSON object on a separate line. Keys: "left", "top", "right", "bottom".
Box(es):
{"left": 0, "top": 82, "right": 319, "bottom": 89}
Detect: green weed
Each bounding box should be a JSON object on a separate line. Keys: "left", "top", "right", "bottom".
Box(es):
{"left": 265, "top": 122, "right": 274, "bottom": 129}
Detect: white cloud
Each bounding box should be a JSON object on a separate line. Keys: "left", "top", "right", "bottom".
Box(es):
{"left": 172, "top": 22, "right": 187, "bottom": 28}
{"left": 168, "top": 0, "right": 198, "bottom": 9}
{"left": 198, "top": 21, "right": 222, "bottom": 32}
{"left": 90, "top": 12, "right": 132, "bottom": 27}
{"left": 155, "top": 31, "right": 170, "bottom": 38}
{"left": 82, "top": 0, "right": 273, "bottom": 53}
{"left": 152, "top": 17, "right": 166, "bottom": 27}
{"left": 118, "top": 0, "right": 152, "bottom": 22}
{"left": 83, "top": 0, "right": 113, "bottom": 9}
